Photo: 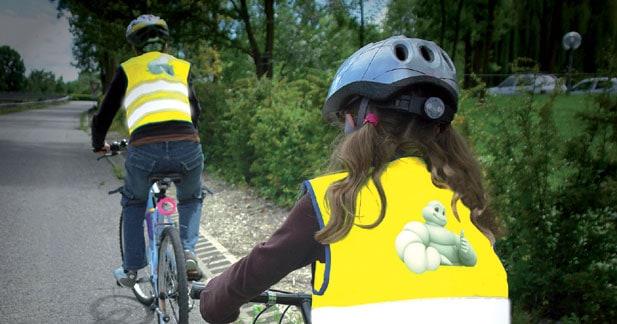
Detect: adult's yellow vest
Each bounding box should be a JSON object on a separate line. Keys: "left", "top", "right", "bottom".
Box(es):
{"left": 303, "top": 157, "right": 509, "bottom": 323}
{"left": 120, "top": 52, "right": 192, "bottom": 134}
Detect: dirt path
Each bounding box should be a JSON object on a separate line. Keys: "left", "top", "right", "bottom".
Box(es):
{"left": 200, "top": 173, "right": 312, "bottom": 293}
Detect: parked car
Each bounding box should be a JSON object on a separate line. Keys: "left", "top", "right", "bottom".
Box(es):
{"left": 569, "top": 77, "right": 617, "bottom": 94}
{"left": 487, "top": 73, "right": 566, "bottom": 95}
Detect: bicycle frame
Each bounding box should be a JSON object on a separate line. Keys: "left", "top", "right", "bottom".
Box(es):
{"left": 101, "top": 140, "right": 190, "bottom": 323}
{"left": 145, "top": 178, "right": 179, "bottom": 319}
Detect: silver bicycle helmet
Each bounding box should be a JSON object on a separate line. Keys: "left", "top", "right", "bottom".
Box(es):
{"left": 126, "top": 14, "right": 169, "bottom": 51}
{"left": 323, "top": 36, "right": 459, "bottom": 124}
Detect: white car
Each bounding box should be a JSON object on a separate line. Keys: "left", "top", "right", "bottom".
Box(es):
{"left": 487, "top": 73, "right": 566, "bottom": 95}
{"left": 569, "top": 77, "right": 617, "bottom": 94}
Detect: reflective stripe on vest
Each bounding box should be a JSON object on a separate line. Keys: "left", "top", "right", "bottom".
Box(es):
{"left": 303, "top": 157, "right": 509, "bottom": 322}
{"left": 121, "top": 52, "right": 192, "bottom": 134}
{"left": 312, "top": 298, "right": 510, "bottom": 324}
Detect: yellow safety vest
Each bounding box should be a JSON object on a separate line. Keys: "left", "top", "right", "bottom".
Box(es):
{"left": 304, "top": 157, "right": 509, "bottom": 323}
{"left": 120, "top": 52, "right": 192, "bottom": 134}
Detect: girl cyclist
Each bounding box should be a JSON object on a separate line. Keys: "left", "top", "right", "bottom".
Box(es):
{"left": 199, "top": 36, "right": 509, "bottom": 323}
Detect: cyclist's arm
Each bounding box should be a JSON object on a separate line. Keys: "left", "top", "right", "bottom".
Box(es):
{"left": 91, "top": 67, "right": 127, "bottom": 151}
{"left": 200, "top": 194, "right": 323, "bottom": 323}
{"left": 187, "top": 69, "right": 201, "bottom": 129}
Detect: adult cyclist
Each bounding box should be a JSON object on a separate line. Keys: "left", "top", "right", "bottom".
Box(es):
{"left": 91, "top": 14, "right": 204, "bottom": 286}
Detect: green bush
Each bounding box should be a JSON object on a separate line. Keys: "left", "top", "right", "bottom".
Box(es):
{"left": 248, "top": 76, "right": 336, "bottom": 206}
{"left": 460, "top": 89, "right": 617, "bottom": 322}
{"left": 194, "top": 81, "right": 231, "bottom": 173}
{"left": 211, "top": 77, "right": 265, "bottom": 183}
{"left": 198, "top": 75, "right": 335, "bottom": 206}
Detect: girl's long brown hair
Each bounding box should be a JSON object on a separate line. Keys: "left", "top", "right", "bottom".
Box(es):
{"left": 315, "top": 91, "right": 499, "bottom": 245}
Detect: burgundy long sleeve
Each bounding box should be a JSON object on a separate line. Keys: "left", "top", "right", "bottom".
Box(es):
{"left": 200, "top": 194, "right": 324, "bottom": 323}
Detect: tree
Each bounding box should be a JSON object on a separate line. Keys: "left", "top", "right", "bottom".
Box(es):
{"left": 239, "top": 0, "right": 274, "bottom": 78}
{"left": 0, "top": 45, "right": 27, "bottom": 91}
{"left": 51, "top": 0, "right": 382, "bottom": 86}
{"left": 52, "top": 0, "right": 136, "bottom": 91}
{"left": 51, "top": 0, "right": 231, "bottom": 89}
{"left": 65, "top": 71, "right": 99, "bottom": 96}
{"left": 28, "top": 69, "right": 58, "bottom": 94}
{"left": 385, "top": 0, "right": 617, "bottom": 88}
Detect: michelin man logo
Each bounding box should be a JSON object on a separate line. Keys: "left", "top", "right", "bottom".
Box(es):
{"left": 148, "top": 55, "right": 175, "bottom": 76}
{"left": 394, "top": 200, "right": 477, "bottom": 274}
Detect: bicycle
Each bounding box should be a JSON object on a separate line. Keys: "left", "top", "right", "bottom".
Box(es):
{"left": 99, "top": 140, "right": 191, "bottom": 323}
{"left": 189, "top": 281, "right": 312, "bottom": 324}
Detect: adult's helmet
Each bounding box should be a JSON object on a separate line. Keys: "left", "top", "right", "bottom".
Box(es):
{"left": 323, "top": 36, "right": 459, "bottom": 124}
{"left": 126, "top": 14, "right": 169, "bottom": 51}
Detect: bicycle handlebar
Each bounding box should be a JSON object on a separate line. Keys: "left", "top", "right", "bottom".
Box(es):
{"left": 190, "top": 281, "right": 312, "bottom": 307}
{"left": 96, "top": 139, "right": 128, "bottom": 160}
{"left": 110, "top": 139, "right": 128, "bottom": 151}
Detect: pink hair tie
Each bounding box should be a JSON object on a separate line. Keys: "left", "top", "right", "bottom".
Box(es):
{"left": 364, "top": 113, "right": 379, "bottom": 126}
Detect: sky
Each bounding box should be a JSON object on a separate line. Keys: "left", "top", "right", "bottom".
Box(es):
{"left": 0, "top": 0, "right": 79, "bottom": 82}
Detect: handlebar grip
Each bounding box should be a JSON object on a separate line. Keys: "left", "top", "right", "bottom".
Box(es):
{"left": 190, "top": 281, "right": 272, "bottom": 302}
{"left": 109, "top": 139, "right": 127, "bottom": 151}
{"left": 249, "top": 291, "right": 273, "bottom": 304}
{"left": 250, "top": 290, "right": 312, "bottom": 306}
{"left": 190, "top": 281, "right": 206, "bottom": 299}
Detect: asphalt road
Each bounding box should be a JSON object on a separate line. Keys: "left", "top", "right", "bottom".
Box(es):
{"left": 0, "top": 102, "right": 204, "bottom": 323}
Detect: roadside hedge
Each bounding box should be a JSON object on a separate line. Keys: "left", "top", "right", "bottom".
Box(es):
{"left": 196, "top": 72, "right": 337, "bottom": 207}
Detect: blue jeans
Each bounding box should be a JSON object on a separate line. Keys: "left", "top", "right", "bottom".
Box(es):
{"left": 120, "top": 140, "right": 205, "bottom": 270}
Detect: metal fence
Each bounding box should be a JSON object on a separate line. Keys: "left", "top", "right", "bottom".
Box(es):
{"left": 0, "top": 92, "right": 70, "bottom": 109}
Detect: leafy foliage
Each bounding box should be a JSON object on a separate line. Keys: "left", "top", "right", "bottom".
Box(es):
{"left": 0, "top": 46, "right": 67, "bottom": 95}
{"left": 0, "top": 45, "right": 27, "bottom": 91}
{"left": 459, "top": 81, "right": 617, "bottom": 321}
{"left": 247, "top": 76, "right": 335, "bottom": 206}
{"left": 199, "top": 73, "right": 335, "bottom": 207}
{"left": 27, "top": 69, "right": 63, "bottom": 94}
{"left": 383, "top": 0, "right": 617, "bottom": 87}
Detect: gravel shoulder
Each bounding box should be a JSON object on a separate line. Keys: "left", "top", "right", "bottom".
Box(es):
{"left": 200, "top": 173, "right": 312, "bottom": 293}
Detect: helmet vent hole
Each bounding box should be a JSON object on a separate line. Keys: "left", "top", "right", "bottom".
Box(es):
{"left": 394, "top": 44, "right": 409, "bottom": 61}
{"left": 419, "top": 45, "right": 435, "bottom": 62}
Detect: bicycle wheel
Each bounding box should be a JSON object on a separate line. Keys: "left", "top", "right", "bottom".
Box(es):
{"left": 119, "top": 214, "right": 156, "bottom": 306}
{"left": 118, "top": 213, "right": 124, "bottom": 261}
{"left": 157, "top": 227, "right": 189, "bottom": 324}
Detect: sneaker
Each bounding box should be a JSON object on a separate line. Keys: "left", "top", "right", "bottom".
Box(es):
{"left": 185, "top": 250, "right": 204, "bottom": 281}
{"left": 114, "top": 268, "right": 137, "bottom": 288}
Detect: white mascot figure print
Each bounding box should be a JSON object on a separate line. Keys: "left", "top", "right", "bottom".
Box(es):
{"left": 395, "top": 200, "right": 478, "bottom": 274}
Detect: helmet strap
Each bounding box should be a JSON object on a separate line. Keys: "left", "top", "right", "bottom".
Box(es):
{"left": 355, "top": 97, "right": 370, "bottom": 129}
{"left": 345, "top": 97, "right": 370, "bottom": 134}
{"left": 142, "top": 41, "right": 164, "bottom": 53}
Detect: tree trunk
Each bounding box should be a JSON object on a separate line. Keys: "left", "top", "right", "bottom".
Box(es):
{"left": 439, "top": 0, "right": 446, "bottom": 46}
{"left": 544, "top": 0, "right": 562, "bottom": 73}
{"left": 99, "top": 51, "right": 117, "bottom": 92}
{"left": 463, "top": 31, "right": 473, "bottom": 89}
{"left": 451, "top": 0, "right": 465, "bottom": 61}
{"left": 238, "top": 0, "right": 263, "bottom": 78}
{"left": 481, "top": 0, "right": 496, "bottom": 82}
{"left": 264, "top": 0, "right": 274, "bottom": 78}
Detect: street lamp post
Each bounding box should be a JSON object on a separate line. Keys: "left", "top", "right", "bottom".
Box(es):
{"left": 562, "top": 31, "right": 582, "bottom": 94}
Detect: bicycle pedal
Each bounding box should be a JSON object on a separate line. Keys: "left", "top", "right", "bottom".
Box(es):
{"left": 187, "top": 270, "right": 203, "bottom": 281}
